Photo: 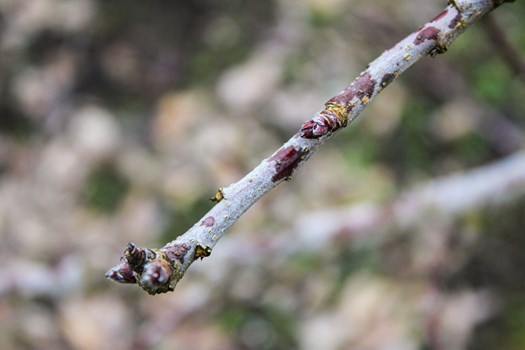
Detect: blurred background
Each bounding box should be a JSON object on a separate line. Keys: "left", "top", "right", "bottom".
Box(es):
{"left": 1, "top": 0, "right": 525, "bottom": 349}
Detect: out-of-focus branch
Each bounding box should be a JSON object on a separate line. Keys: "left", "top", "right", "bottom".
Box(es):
{"left": 481, "top": 14, "right": 525, "bottom": 83}
{"left": 106, "top": 0, "right": 516, "bottom": 295}
{"left": 293, "top": 149, "right": 525, "bottom": 251}
{"left": 9, "top": 149, "right": 525, "bottom": 298}
{"left": 190, "top": 147, "right": 525, "bottom": 277}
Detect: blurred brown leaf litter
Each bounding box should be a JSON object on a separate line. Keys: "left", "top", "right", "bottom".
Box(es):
{"left": 0, "top": 0, "right": 524, "bottom": 349}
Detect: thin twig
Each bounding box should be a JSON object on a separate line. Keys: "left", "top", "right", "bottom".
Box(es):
{"left": 8, "top": 147, "right": 525, "bottom": 298}
{"left": 106, "top": 0, "right": 516, "bottom": 295}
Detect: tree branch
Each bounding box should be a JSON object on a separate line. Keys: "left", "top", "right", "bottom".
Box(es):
{"left": 106, "top": 0, "right": 515, "bottom": 295}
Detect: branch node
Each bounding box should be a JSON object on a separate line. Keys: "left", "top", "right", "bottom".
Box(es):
{"left": 430, "top": 36, "right": 449, "bottom": 57}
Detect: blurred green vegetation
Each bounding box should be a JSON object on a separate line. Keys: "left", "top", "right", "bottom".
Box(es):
{"left": 457, "top": 199, "right": 525, "bottom": 350}
{"left": 83, "top": 163, "right": 130, "bottom": 213}
{"left": 217, "top": 302, "right": 297, "bottom": 349}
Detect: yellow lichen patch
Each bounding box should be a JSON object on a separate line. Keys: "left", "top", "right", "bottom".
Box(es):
{"left": 152, "top": 248, "right": 166, "bottom": 258}
{"left": 324, "top": 102, "right": 348, "bottom": 126}
{"left": 403, "top": 53, "right": 411, "bottom": 61}
{"left": 362, "top": 96, "right": 370, "bottom": 104}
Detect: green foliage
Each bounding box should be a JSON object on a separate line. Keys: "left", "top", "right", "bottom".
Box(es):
{"left": 217, "top": 303, "right": 297, "bottom": 350}
{"left": 282, "top": 54, "right": 311, "bottom": 85}
{"left": 309, "top": 8, "right": 337, "bottom": 28}
{"left": 329, "top": 246, "right": 381, "bottom": 304}
{"left": 82, "top": 163, "right": 130, "bottom": 213}
{"left": 377, "top": 99, "right": 435, "bottom": 182}
{"left": 188, "top": 44, "right": 250, "bottom": 85}
{"left": 0, "top": 112, "right": 34, "bottom": 140}
{"left": 471, "top": 59, "right": 512, "bottom": 105}
{"left": 447, "top": 199, "right": 525, "bottom": 349}
{"left": 452, "top": 131, "right": 492, "bottom": 166}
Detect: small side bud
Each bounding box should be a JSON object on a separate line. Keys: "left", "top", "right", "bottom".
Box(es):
{"left": 210, "top": 188, "right": 225, "bottom": 202}
{"left": 194, "top": 244, "right": 212, "bottom": 260}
